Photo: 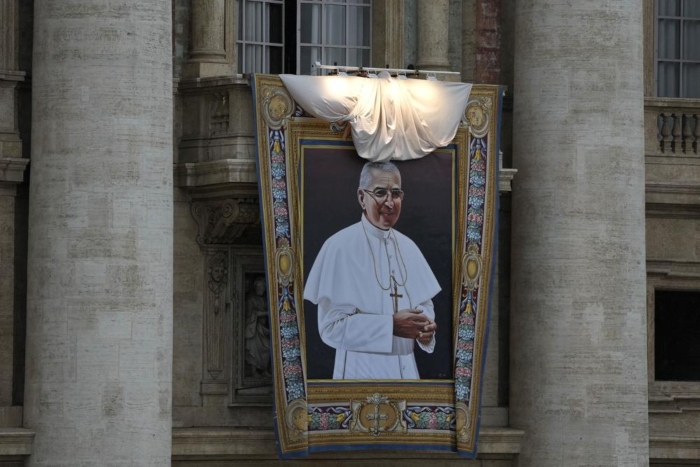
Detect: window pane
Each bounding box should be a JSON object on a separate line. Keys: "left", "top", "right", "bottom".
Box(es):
{"left": 658, "top": 61, "right": 680, "bottom": 97}
{"left": 245, "top": 1, "right": 263, "bottom": 41}
{"left": 237, "top": 43, "right": 244, "bottom": 73}
{"left": 348, "top": 0, "right": 371, "bottom": 4}
{"left": 655, "top": 290, "right": 700, "bottom": 381}
{"left": 684, "top": 20, "right": 700, "bottom": 60}
{"left": 659, "top": 0, "right": 680, "bottom": 16}
{"left": 250, "top": 44, "right": 265, "bottom": 72}
{"left": 685, "top": 0, "right": 700, "bottom": 18}
{"left": 347, "top": 48, "right": 370, "bottom": 67}
{"left": 300, "top": 3, "right": 322, "bottom": 44}
{"left": 268, "top": 3, "right": 284, "bottom": 44}
{"left": 348, "top": 6, "right": 370, "bottom": 46}
{"left": 325, "top": 5, "right": 346, "bottom": 46}
{"left": 238, "top": 2, "right": 244, "bottom": 40}
{"left": 682, "top": 63, "right": 700, "bottom": 97}
{"left": 325, "top": 47, "right": 346, "bottom": 66}
{"left": 658, "top": 19, "right": 680, "bottom": 59}
{"left": 269, "top": 46, "right": 283, "bottom": 74}
{"left": 300, "top": 46, "right": 322, "bottom": 74}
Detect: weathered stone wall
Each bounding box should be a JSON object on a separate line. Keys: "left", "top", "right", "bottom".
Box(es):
{"left": 24, "top": 1, "right": 173, "bottom": 465}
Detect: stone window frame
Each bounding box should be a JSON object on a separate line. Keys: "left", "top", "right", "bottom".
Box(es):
{"left": 235, "top": 0, "right": 376, "bottom": 74}
{"left": 646, "top": 275, "right": 700, "bottom": 411}
{"left": 654, "top": 0, "right": 700, "bottom": 98}
{"left": 645, "top": 0, "right": 700, "bottom": 98}
{"left": 236, "top": 0, "right": 285, "bottom": 74}
{"left": 296, "top": 0, "right": 372, "bottom": 74}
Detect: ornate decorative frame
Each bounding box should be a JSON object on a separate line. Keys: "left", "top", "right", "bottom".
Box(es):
{"left": 252, "top": 74, "right": 502, "bottom": 458}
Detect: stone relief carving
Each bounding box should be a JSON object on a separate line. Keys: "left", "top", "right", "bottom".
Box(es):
{"left": 205, "top": 250, "right": 228, "bottom": 381}
{"left": 209, "top": 92, "right": 229, "bottom": 136}
{"left": 244, "top": 275, "right": 271, "bottom": 378}
{"left": 191, "top": 198, "right": 260, "bottom": 245}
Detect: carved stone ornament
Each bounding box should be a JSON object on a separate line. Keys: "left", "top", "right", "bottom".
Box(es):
{"left": 205, "top": 250, "right": 228, "bottom": 380}
{"left": 191, "top": 198, "right": 260, "bottom": 245}
{"left": 349, "top": 393, "right": 407, "bottom": 436}
{"left": 208, "top": 251, "right": 228, "bottom": 315}
{"left": 209, "top": 92, "right": 229, "bottom": 136}
{"left": 261, "top": 85, "right": 295, "bottom": 130}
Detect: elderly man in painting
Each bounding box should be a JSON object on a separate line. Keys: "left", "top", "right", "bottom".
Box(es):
{"left": 304, "top": 161, "right": 440, "bottom": 379}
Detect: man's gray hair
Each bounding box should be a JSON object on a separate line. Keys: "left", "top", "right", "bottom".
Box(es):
{"left": 359, "top": 161, "right": 401, "bottom": 189}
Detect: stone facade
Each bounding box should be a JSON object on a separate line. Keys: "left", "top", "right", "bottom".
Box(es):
{"left": 0, "top": 0, "right": 698, "bottom": 465}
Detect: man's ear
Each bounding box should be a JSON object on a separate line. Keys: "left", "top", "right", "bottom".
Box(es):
{"left": 357, "top": 188, "right": 366, "bottom": 210}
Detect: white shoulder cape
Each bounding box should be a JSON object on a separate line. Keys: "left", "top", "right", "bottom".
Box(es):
{"left": 304, "top": 220, "right": 440, "bottom": 311}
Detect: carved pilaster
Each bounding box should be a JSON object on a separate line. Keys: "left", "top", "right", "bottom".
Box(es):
{"left": 462, "top": 0, "right": 477, "bottom": 82}
{"left": 416, "top": 0, "right": 451, "bottom": 71}
{"left": 372, "top": 0, "right": 405, "bottom": 69}
{"left": 183, "top": 0, "right": 235, "bottom": 78}
{"left": 0, "top": 0, "right": 18, "bottom": 71}
{"left": 204, "top": 250, "right": 228, "bottom": 382}
{"left": 0, "top": 0, "right": 25, "bottom": 160}
{"left": 191, "top": 198, "right": 260, "bottom": 246}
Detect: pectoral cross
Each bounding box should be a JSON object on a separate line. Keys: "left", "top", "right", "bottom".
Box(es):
{"left": 389, "top": 274, "right": 403, "bottom": 314}
{"left": 366, "top": 403, "right": 389, "bottom": 436}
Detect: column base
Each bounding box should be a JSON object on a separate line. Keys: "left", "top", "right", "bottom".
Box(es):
{"left": 183, "top": 62, "right": 236, "bottom": 80}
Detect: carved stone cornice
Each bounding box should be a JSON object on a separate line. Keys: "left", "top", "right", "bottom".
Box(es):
{"left": 174, "top": 160, "right": 257, "bottom": 188}
{"left": 191, "top": 197, "right": 260, "bottom": 245}
{"left": 0, "top": 427, "right": 34, "bottom": 457}
{"left": 0, "top": 157, "right": 28, "bottom": 184}
{"left": 647, "top": 259, "right": 700, "bottom": 279}
{"left": 649, "top": 393, "right": 700, "bottom": 414}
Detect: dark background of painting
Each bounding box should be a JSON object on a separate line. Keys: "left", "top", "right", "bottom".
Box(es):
{"left": 301, "top": 143, "right": 455, "bottom": 380}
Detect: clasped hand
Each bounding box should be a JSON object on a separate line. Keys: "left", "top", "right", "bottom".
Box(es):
{"left": 392, "top": 309, "right": 437, "bottom": 345}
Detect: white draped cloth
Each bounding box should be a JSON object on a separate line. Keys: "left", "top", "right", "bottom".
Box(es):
{"left": 304, "top": 216, "right": 441, "bottom": 379}
{"left": 280, "top": 73, "right": 471, "bottom": 162}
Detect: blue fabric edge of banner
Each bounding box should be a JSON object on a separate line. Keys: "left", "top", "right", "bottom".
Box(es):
{"left": 249, "top": 74, "right": 291, "bottom": 460}
{"left": 457, "top": 84, "right": 505, "bottom": 460}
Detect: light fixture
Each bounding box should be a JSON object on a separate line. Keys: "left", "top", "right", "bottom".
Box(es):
{"left": 311, "top": 61, "right": 460, "bottom": 81}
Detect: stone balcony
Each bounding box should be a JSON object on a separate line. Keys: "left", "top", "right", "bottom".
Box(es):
{"left": 644, "top": 98, "right": 700, "bottom": 218}
{"left": 645, "top": 97, "right": 700, "bottom": 157}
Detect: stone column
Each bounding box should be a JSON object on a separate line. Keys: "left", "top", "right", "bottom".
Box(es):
{"left": 0, "top": 0, "right": 27, "bottom": 428}
{"left": 24, "top": 2, "right": 173, "bottom": 466}
{"left": 461, "top": 0, "right": 477, "bottom": 82}
{"left": 184, "top": 0, "right": 234, "bottom": 79}
{"left": 416, "top": 0, "right": 451, "bottom": 71}
{"left": 372, "top": 0, "right": 405, "bottom": 69}
{"left": 510, "top": 1, "right": 648, "bottom": 466}
{"left": 0, "top": 0, "right": 24, "bottom": 160}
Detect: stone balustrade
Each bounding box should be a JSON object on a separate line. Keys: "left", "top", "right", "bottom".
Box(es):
{"left": 646, "top": 98, "right": 700, "bottom": 156}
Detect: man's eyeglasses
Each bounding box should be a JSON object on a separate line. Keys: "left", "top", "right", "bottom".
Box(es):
{"left": 362, "top": 188, "right": 404, "bottom": 201}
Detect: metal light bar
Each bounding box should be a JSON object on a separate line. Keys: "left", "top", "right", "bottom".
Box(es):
{"left": 312, "top": 61, "right": 461, "bottom": 79}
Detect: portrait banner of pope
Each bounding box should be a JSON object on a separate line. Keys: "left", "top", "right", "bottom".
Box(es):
{"left": 252, "top": 74, "right": 502, "bottom": 459}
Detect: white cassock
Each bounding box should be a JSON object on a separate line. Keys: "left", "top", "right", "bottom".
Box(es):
{"left": 304, "top": 215, "right": 441, "bottom": 379}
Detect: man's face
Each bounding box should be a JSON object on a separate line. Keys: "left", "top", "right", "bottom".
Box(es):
{"left": 358, "top": 169, "right": 402, "bottom": 230}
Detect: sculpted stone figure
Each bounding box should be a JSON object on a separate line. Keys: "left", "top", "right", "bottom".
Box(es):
{"left": 245, "top": 276, "right": 271, "bottom": 377}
